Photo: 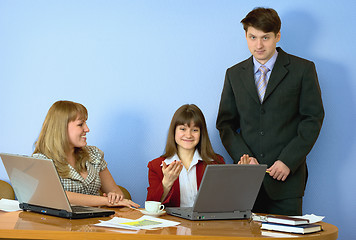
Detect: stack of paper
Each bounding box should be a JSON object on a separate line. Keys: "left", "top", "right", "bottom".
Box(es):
{"left": 252, "top": 213, "right": 325, "bottom": 224}
{"left": 253, "top": 214, "right": 325, "bottom": 235}
{"left": 94, "top": 215, "right": 180, "bottom": 230}
{"left": 261, "top": 222, "right": 322, "bottom": 234}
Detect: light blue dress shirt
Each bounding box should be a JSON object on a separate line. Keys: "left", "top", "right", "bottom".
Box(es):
{"left": 253, "top": 49, "right": 279, "bottom": 85}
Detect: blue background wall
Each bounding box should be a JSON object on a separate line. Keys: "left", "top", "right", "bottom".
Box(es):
{"left": 1, "top": 1, "right": 355, "bottom": 239}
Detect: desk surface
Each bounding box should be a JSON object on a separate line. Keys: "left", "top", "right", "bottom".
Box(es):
{"left": 0, "top": 208, "right": 338, "bottom": 240}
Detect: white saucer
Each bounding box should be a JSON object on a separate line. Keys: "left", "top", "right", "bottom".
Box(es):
{"left": 140, "top": 209, "right": 166, "bottom": 217}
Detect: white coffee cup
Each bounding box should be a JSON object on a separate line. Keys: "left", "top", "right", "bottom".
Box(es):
{"left": 145, "top": 201, "right": 165, "bottom": 213}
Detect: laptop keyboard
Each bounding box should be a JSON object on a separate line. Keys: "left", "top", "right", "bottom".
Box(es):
{"left": 71, "top": 206, "right": 97, "bottom": 212}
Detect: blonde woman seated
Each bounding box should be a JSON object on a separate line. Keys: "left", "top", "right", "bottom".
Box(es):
{"left": 33, "top": 100, "right": 139, "bottom": 208}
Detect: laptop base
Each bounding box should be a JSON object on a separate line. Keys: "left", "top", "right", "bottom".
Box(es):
{"left": 166, "top": 207, "right": 251, "bottom": 221}
{"left": 20, "top": 203, "right": 115, "bottom": 219}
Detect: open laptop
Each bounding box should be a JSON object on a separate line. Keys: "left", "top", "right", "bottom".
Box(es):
{"left": 165, "top": 164, "right": 266, "bottom": 220}
{"left": 0, "top": 153, "right": 115, "bottom": 219}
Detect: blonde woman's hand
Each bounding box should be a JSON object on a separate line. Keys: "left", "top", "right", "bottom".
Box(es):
{"left": 106, "top": 198, "right": 140, "bottom": 208}
{"left": 103, "top": 192, "right": 124, "bottom": 205}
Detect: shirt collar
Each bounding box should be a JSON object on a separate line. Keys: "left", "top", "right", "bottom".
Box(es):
{"left": 162, "top": 149, "right": 203, "bottom": 166}
{"left": 253, "top": 49, "right": 278, "bottom": 73}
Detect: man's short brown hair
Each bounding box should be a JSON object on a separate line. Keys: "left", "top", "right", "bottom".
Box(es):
{"left": 241, "top": 7, "right": 281, "bottom": 35}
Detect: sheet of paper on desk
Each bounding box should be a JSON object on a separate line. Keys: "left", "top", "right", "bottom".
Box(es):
{"left": 94, "top": 215, "right": 180, "bottom": 230}
{"left": 291, "top": 214, "right": 325, "bottom": 224}
{"left": 0, "top": 199, "right": 21, "bottom": 212}
{"left": 252, "top": 213, "right": 325, "bottom": 224}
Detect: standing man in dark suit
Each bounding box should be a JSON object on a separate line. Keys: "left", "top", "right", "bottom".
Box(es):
{"left": 216, "top": 7, "right": 324, "bottom": 215}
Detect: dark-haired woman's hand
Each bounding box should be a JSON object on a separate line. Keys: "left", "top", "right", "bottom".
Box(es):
{"left": 160, "top": 160, "right": 183, "bottom": 201}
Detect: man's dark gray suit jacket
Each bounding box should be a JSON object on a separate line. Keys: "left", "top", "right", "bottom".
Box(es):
{"left": 216, "top": 47, "right": 324, "bottom": 200}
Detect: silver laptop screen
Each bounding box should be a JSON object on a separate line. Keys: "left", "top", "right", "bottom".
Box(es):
{"left": 1, "top": 153, "right": 72, "bottom": 212}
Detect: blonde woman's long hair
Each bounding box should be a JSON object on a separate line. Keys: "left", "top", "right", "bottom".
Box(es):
{"left": 33, "top": 100, "right": 89, "bottom": 177}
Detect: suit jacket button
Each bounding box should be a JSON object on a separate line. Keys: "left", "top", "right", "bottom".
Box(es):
{"left": 260, "top": 153, "right": 265, "bottom": 158}
{"left": 260, "top": 131, "right": 264, "bottom": 136}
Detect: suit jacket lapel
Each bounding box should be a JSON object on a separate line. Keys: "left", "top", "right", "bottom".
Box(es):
{"left": 264, "top": 48, "right": 289, "bottom": 102}
{"left": 241, "top": 57, "right": 261, "bottom": 104}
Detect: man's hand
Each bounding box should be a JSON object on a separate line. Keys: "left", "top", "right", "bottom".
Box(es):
{"left": 267, "top": 160, "right": 290, "bottom": 181}
{"left": 238, "top": 154, "right": 259, "bottom": 164}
